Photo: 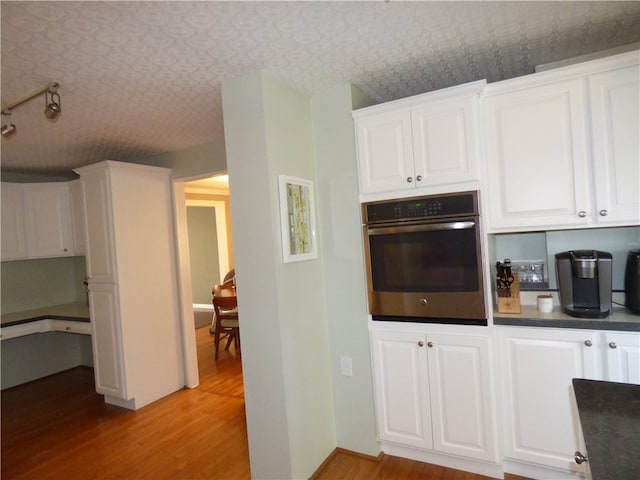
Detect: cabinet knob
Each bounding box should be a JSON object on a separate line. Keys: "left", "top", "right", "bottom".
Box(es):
{"left": 406, "top": 177, "right": 413, "bottom": 183}
{"left": 578, "top": 211, "right": 587, "bottom": 218}
{"left": 416, "top": 175, "right": 423, "bottom": 182}
{"left": 65, "top": 326, "right": 71, "bottom": 331}
{"left": 599, "top": 209, "right": 608, "bottom": 217}
{"left": 63, "top": 248, "right": 68, "bottom": 252}
{"left": 574, "top": 451, "right": 588, "bottom": 465}
{"left": 418, "top": 341, "right": 424, "bottom": 347}
{"left": 427, "top": 341, "right": 434, "bottom": 348}
{"left": 584, "top": 340, "right": 593, "bottom": 347}
{"left": 419, "top": 298, "right": 428, "bottom": 306}
{"left": 609, "top": 342, "right": 617, "bottom": 349}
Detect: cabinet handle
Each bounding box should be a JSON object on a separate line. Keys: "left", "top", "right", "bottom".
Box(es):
{"left": 599, "top": 209, "right": 608, "bottom": 217}
{"left": 578, "top": 211, "right": 587, "bottom": 218}
{"left": 416, "top": 175, "right": 423, "bottom": 182}
{"left": 418, "top": 341, "right": 424, "bottom": 347}
{"left": 427, "top": 341, "right": 434, "bottom": 348}
{"left": 609, "top": 342, "right": 617, "bottom": 349}
{"left": 406, "top": 177, "right": 413, "bottom": 183}
{"left": 584, "top": 340, "right": 593, "bottom": 347}
{"left": 574, "top": 451, "right": 588, "bottom": 465}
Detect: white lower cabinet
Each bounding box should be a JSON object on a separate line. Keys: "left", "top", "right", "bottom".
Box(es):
{"left": 604, "top": 331, "right": 640, "bottom": 384}
{"left": 497, "top": 327, "right": 640, "bottom": 479}
{"left": 370, "top": 327, "right": 498, "bottom": 476}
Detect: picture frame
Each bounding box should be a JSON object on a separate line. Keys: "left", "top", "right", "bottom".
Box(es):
{"left": 278, "top": 175, "right": 317, "bottom": 263}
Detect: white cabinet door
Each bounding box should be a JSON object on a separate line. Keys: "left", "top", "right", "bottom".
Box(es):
{"left": 80, "top": 172, "right": 116, "bottom": 284}
{"left": 370, "top": 330, "right": 433, "bottom": 449}
{"left": 411, "top": 94, "right": 480, "bottom": 188}
{"left": 426, "top": 333, "right": 496, "bottom": 461}
{"left": 356, "top": 110, "right": 415, "bottom": 194}
{"left": 483, "top": 79, "right": 591, "bottom": 230}
{"left": 1, "top": 183, "right": 27, "bottom": 260}
{"left": 603, "top": 331, "right": 640, "bottom": 384}
{"left": 499, "top": 328, "right": 598, "bottom": 475}
{"left": 68, "top": 179, "right": 86, "bottom": 255}
{"left": 87, "top": 282, "right": 128, "bottom": 400}
{"left": 23, "top": 183, "right": 74, "bottom": 258}
{"left": 589, "top": 65, "right": 640, "bottom": 226}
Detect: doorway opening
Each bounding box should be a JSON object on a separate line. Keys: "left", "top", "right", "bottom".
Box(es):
{"left": 173, "top": 173, "right": 241, "bottom": 386}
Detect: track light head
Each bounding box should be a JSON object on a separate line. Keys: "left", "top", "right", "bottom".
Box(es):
{"left": 44, "top": 90, "right": 61, "bottom": 120}
{"left": 0, "top": 82, "right": 61, "bottom": 136}
{"left": 1, "top": 110, "right": 16, "bottom": 138}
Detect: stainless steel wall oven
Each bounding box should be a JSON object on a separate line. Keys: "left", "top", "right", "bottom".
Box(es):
{"left": 362, "top": 191, "right": 486, "bottom": 325}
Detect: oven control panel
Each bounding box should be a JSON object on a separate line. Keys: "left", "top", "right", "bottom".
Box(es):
{"left": 365, "top": 191, "right": 478, "bottom": 223}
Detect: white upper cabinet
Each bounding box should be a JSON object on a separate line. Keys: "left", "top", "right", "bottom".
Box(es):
{"left": 588, "top": 64, "right": 640, "bottom": 225}
{"left": 483, "top": 52, "right": 640, "bottom": 232}
{"left": 354, "top": 81, "right": 485, "bottom": 199}
{"left": 1, "top": 181, "right": 84, "bottom": 260}
{"left": 68, "top": 179, "right": 86, "bottom": 256}
{"left": 23, "top": 183, "right": 74, "bottom": 258}
{"left": 483, "top": 78, "right": 591, "bottom": 230}
{"left": 1, "top": 183, "right": 28, "bottom": 260}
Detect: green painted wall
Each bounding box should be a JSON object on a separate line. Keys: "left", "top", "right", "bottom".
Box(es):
{"left": 311, "top": 84, "right": 379, "bottom": 456}
{"left": 1, "top": 256, "right": 87, "bottom": 314}
{"left": 186, "top": 206, "right": 220, "bottom": 304}
{"left": 223, "top": 71, "right": 336, "bottom": 479}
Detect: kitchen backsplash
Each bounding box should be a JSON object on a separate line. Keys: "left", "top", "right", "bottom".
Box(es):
{"left": 1, "top": 256, "right": 87, "bottom": 314}
{"left": 492, "top": 226, "right": 640, "bottom": 291}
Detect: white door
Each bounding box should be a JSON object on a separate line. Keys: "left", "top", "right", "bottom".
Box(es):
{"left": 23, "top": 183, "right": 73, "bottom": 258}
{"left": 499, "top": 328, "right": 598, "bottom": 474}
{"left": 411, "top": 94, "right": 480, "bottom": 187}
{"left": 370, "top": 330, "right": 432, "bottom": 449}
{"left": 355, "top": 110, "right": 415, "bottom": 194}
{"left": 426, "top": 333, "right": 496, "bottom": 461}
{"left": 80, "top": 172, "right": 117, "bottom": 284}
{"left": 87, "top": 282, "right": 128, "bottom": 400}
{"left": 589, "top": 65, "right": 640, "bottom": 225}
{"left": 1, "top": 183, "right": 27, "bottom": 260}
{"left": 603, "top": 332, "right": 640, "bottom": 384}
{"left": 483, "top": 79, "right": 590, "bottom": 230}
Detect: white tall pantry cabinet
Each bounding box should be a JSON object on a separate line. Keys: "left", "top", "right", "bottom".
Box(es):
{"left": 74, "top": 160, "right": 184, "bottom": 410}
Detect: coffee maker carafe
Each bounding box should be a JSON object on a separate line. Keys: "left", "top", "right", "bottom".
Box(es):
{"left": 556, "top": 250, "right": 612, "bottom": 318}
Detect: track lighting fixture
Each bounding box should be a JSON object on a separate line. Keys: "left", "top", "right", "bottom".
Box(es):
{"left": 1, "top": 82, "right": 61, "bottom": 138}
{"left": 1, "top": 111, "right": 17, "bottom": 137}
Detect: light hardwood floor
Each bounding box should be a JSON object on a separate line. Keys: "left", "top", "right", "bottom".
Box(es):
{"left": 2, "top": 326, "right": 529, "bottom": 480}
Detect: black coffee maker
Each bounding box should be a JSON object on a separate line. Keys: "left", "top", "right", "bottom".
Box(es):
{"left": 556, "top": 250, "right": 612, "bottom": 318}
{"left": 624, "top": 250, "right": 640, "bottom": 315}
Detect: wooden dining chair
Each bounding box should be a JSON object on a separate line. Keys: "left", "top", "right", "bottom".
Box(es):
{"left": 212, "top": 283, "right": 240, "bottom": 360}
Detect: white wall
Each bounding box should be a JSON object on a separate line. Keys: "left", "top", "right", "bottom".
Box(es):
{"left": 222, "top": 71, "right": 335, "bottom": 479}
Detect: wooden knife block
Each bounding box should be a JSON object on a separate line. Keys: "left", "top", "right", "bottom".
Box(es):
{"left": 497, "top": 272, "right": 521, "bottom": 314}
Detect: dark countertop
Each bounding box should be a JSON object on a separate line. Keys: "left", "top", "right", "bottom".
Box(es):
{"left": 1, "top": 302, "right": 90, "bottom": 328}
{"left": 494, "top": 305, "right": 640, "bottom": 331}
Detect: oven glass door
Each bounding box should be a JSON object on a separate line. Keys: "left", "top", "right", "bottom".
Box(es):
{"left": 368, "top": 220, "right": 480, "bottom": 294}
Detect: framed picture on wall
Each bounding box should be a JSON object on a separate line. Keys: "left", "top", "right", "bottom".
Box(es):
{"left": 278, "top": 175, "right": 317, "bottom": 263}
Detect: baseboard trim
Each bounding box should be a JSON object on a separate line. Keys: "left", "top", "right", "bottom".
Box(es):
{"left": 193, "top": 304, "right": 213, "bottom": 312}
{"left": 309, "top": 448, "right": 384, "bottom": 479}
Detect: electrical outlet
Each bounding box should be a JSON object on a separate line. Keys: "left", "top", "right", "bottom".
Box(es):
{"left": 340, "top": 355, "right": 353, "bottom": 377}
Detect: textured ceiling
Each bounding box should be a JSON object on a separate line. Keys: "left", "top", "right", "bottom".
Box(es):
{"left": 1, "top": 1, "right": 639, "bottom": 178}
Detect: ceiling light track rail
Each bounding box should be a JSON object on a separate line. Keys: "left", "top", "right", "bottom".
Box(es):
{"left": 1, "top": 82, "right": 61, "bottom": 137}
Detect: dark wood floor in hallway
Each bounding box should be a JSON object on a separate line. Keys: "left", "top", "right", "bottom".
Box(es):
{"left": 2, "top": 326, "right": 528, "bottom": 480}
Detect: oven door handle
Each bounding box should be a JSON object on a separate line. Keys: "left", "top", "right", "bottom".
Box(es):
{"left": 367, "top": 221, "right": 476, "bottom": 235}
